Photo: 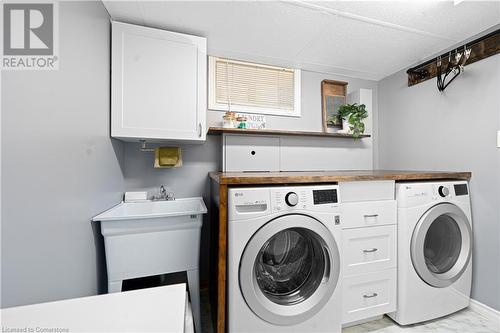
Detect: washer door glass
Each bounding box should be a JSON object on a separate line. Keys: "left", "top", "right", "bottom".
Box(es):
{"left": 239, "top": 214, "right": 340, "bottom": 326}
{"left": 411, "top": 203, "right": 472, "bottom": 288}
{"left": 255, "top": 227, "right": 325, "bottom": 306}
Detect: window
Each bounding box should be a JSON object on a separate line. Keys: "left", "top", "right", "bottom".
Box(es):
{"left": 208, "top": 57, "right": 301, "bottom": 117}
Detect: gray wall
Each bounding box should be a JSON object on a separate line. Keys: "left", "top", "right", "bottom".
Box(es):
{"left": 1, "top": 2, "right": 124, "bottom": 308}
{"left": 378, "top": 54, "right": 500, "bottom": 310}
{"left": 122, "top": 136, "right": 221, "bottom": 282}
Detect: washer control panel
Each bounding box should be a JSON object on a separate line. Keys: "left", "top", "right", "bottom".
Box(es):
{"left": 228, "top": 185, "right": 340, "bottom": 220}
{"left": 271, "top": 185, "right": 339, "bottom": 213}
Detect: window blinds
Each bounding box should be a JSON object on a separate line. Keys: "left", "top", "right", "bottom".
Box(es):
{"left": 214, "top": 58, "right": 296, "bottom": 112}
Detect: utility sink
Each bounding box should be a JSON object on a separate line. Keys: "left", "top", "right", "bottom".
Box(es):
{"left": 92, "top": 196, "right": 208, "bottom": 333}
{"left": 92, "top": 197, "right": 207, "bottom": 221}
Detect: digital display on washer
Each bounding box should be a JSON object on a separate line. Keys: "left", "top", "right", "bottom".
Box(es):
{"left": 313, "top": 189, "right": 338, "bottom": 204}
{"left": 454, "top": 184, "right": 468, "bottom": 196}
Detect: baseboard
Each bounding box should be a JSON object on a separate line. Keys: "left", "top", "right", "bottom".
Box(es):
{"left": 469, "top": 299, "right": 500, "bottom": 325}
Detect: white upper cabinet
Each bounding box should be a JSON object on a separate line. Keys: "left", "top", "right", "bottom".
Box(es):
{"left": 111, "top": 22, "right": 207, "bottom": 142}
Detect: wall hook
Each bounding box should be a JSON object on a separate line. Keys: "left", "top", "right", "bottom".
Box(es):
{"left": 406, "top": 28, "right": 498, "bottom": 88}
{"left": 139, "top": 140, "right": 154, "bottom": 152}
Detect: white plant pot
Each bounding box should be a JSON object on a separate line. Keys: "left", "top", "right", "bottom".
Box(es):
{"left": 341, "top": 118, "right": 353, "bottom": 134}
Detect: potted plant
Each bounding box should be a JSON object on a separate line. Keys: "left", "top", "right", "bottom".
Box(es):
{"left": 326, "top": 114, "right": 342, "bottom": 128}
{"left": 337, "top": 103, "right": 368, "bottom": 138}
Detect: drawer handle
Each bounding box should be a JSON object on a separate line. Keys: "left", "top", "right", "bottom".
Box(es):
{"left": 363, "top": 248, "right": 378, "bottom": 253}
{"left": 364, "top": 214, "right": 379, "bottom": 218}
{"left": 363, "top": 293, "right": 378, "bottom": 298}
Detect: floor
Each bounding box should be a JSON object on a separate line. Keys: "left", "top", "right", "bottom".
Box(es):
{"left": 201, "top": 291, "right": 499, "bottom": 333}
{"left": 343, "top": 309, "right": 499, "bottom": 333}
{"left": 200, "top": 289, "right": 215, "bottom": 333}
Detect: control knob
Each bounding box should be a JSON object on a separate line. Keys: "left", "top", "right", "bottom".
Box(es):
{"left": 285, "top": 192, "right": 299, "bottom": 207}
{"left": 438, "top": 186, "right": 449, "bottom": 197}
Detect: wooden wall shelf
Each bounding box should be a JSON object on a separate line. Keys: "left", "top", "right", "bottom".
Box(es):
{"left": 207, "top": 127, "right": 371, "bottom": 138}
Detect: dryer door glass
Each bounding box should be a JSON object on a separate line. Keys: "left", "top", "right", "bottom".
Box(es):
{"left": 254, "top": 227, "right": 325, "bottom": 305}
{"left": 411, "top": 203, "right": 472, "bottom": 288}
{"left": 239, "top": 214, "right": 340, "bottom": 325}
{"left": 424, "top": 215, "right": 462, "bottom": 274}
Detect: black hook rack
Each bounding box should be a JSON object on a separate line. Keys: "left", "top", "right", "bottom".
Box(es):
{"left": 406, "top": 28, "right": 500, "bottom": 89}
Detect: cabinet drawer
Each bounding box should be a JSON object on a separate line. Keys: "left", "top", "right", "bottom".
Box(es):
{"left": 339, "top": 181, "right": 395, "bottom": 202}
{"left": 342, "top": 269, "right": 396, "bottom": 325}
{"left": 343, "top": 225, "right": 396, "bottom": 275}
{"left": 340, "top": 200, "right": 396, "bottom": 229}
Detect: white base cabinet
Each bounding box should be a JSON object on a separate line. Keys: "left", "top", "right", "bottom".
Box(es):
{"left": 342, "top": 269, "right": 397, "bottom": 325}
{"left": 111, "top": 22, "right": 207, "bottom": 143}
{"left": 340, "top": 181, "right": 397, "bottom": 327}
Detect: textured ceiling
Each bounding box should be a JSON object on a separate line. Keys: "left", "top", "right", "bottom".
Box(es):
{"left": 102, "top": 1, "right": 500, "bottom": 80}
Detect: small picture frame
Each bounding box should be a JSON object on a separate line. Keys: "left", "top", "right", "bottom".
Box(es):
{"left": 321, "top": 80, "right": 348, "bottom": 132}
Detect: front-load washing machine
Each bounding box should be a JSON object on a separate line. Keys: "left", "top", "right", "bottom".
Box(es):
{"left": 388, "top": 181, "right": 472, "bottom": 325}
{"left": 228, "top": 185, "right": 342, "bottom": 332}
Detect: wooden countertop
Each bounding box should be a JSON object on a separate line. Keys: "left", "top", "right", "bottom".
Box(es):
{"left": 210, "top": 170, "right": 472, "bottom": 185}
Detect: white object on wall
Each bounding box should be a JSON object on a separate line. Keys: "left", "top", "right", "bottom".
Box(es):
{"left": 347, "top": 88, "right": 373, "bottom": 135}
{"left": 223, "top": 134, "right": 280, "bottom": 172}
{"left": 111, "top": 21, "right": 207, "bottom": 143}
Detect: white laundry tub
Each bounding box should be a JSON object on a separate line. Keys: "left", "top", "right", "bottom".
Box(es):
{"left": 93, "top": 197, "right": 207, "bottom": 333}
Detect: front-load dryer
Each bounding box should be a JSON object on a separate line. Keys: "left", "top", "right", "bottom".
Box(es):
{"left": 228, "top": 185, "right": 342, "bottom": 332}
{"left": 388, "top": 181, "right": 472, "bottom": 325}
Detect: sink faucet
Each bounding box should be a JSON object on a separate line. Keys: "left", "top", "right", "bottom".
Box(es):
{"left": 152, "top": 185, "right": 175, "bottom": 201}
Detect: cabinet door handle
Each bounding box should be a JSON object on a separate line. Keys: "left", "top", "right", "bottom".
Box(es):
{"left": 363, "top": 248, "right": 378, "bottom": 253}
{"left": 364, "top": 214, "right": 379, "bottom": 218}
{"left": 363, "top": 293, "right": 378, "bottom": 298}
{"left": 198, "top": 123, "right": 202, "bottom": 137}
